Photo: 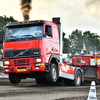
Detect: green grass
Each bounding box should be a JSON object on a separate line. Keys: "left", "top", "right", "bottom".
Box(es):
{"left": 0, "top": 72, "right": 4, "bottom": 74}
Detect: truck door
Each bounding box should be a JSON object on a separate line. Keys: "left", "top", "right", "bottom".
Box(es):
{"left": 52, "top": 26, "right": 59, "bottom": 55}
{"left": 44, "top": 25, "right": 54, "bottom": 55}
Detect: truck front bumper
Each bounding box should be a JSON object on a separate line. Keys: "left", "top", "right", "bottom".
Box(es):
{"left": 3, "top": 64, "right": 46, "bottom": 73}
{"left": 3, "top": 57, "right": 48, "bottom": 73}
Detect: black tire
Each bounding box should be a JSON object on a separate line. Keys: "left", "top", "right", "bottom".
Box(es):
{"left": 71, "top": 70, "right": 82, "bottom": 86}
{"left": 9, "top": 73, "right": 21, "bottom": 84}
{"left": 45, "top": 63, "right": 57, "bottom": 83}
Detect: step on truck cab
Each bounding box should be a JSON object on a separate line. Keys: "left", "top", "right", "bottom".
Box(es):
{"left": 0, "top": 18, "right": 82, "bottom": 86}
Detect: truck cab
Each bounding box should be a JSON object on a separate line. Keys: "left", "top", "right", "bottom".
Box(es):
{"left": 0, "top": 19, "right": 61, "bottom": 84}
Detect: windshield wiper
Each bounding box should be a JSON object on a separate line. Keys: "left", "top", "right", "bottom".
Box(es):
{"left": 5, "top": 36, "right": 19, "bottom": 41}
{"left": 21, "top": 35, "right": 36, "bottom": 39}
{"left": 10, "top": 36, "right": 19, "bottom": 41}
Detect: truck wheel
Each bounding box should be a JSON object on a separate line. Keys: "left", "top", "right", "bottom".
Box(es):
{"left": 9, "top": 73, "right": 21, "bottom": 84}
{"left": 45, "top": 63, "right": 57, "bottom": 83}
{"left": 71, "top": 70, "right": 82, "bottom": 86}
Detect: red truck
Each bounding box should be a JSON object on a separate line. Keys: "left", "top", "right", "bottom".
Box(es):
{"left": 0, "top": 18, "right": 82, "bottom": 86}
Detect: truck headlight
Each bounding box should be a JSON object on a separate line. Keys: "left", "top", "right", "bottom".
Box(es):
{"left": 4, "top": 61, "right": 10, "bottom": 65}
{"left": 36, "top": 58, "right": 42, "bottom": 63}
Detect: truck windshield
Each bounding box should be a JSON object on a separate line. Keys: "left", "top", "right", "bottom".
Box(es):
{"left": 5, "top": 25, "right": 43, "bottom": 42}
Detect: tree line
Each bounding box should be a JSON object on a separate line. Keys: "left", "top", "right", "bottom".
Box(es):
{"left": 63, "top": 29, "right": 100, "bottom": 54}
{"left": 0, "top": 15, "right": 100, "bottom": 54}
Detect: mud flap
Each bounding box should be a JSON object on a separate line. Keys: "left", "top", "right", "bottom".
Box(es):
{"left": 83, "top": 66, "right": 97, "bottom": 81}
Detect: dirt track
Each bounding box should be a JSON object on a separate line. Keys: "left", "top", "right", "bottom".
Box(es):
{"left": 0, "top": 78, "right": 100, "bottom": 100}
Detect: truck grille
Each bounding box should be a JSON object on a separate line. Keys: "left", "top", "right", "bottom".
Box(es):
{"left": 4, "top": 49, "right": 40, "bottom": 58}
{"left": 14, "top": 59, "right": 29, "bottom": 66}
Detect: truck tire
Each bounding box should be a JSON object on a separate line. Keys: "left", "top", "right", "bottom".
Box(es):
{"left": 71, "top": 70, "right": 82, "bottom": 86}
{"left": 9, "top": 73, "right": 21, "bottom": 84}
{"left": 45, "top": 63, "right": 57, "bottom": 83}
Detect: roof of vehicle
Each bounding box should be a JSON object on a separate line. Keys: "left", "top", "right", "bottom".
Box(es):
{"left": 6, "top": 20, "right": 58, "bottom": 27}
{"left": 6, "top": 20, "right": 45, "bottom": 27}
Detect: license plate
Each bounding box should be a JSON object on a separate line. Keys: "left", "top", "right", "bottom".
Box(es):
{"left": 17, "top": 69, "right": 26, "bottom": 72}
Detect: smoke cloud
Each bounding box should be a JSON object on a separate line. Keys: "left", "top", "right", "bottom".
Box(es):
{"left": 20, "top": 0, "right": 32, "bottom": 21}
{"left": 85, "top": 0, "right": 100, "bottom": 18}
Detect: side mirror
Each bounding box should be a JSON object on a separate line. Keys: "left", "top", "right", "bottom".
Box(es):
{"left": 0, "top": 30, "right": 3, "bottom": 43}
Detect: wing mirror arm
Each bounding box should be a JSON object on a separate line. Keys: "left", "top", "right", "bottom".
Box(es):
{"left": 43, "top": 34, "right": 47, "bottom": 37}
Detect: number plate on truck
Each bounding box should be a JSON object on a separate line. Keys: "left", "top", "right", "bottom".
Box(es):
{"left": 17, "top": 69, "right": 26, "bottom": 72}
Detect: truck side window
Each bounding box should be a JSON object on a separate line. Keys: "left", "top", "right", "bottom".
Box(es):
{"left": 45, "top": 25, "right": 52, "bottom": 38}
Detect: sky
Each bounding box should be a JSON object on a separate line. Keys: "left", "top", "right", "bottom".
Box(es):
{"left": 0, "top": 0, "right": 100, "bottom": 37}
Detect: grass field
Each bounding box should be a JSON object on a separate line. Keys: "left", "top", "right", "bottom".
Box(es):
{"left": 0, "top": 72, "right": 4, "bottom": 74}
